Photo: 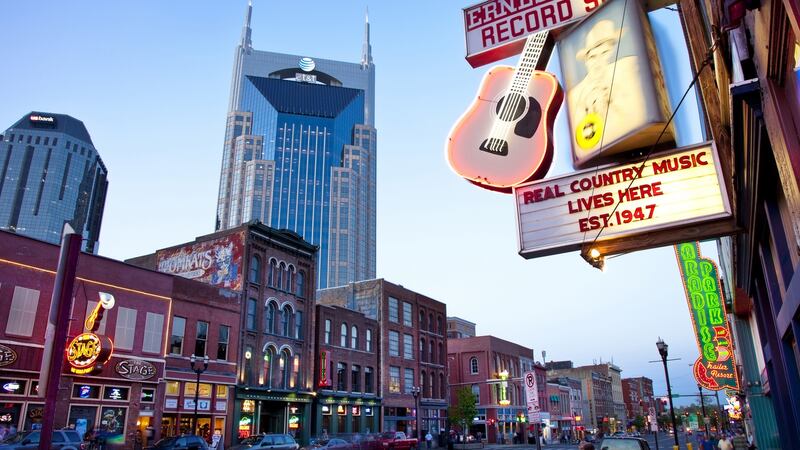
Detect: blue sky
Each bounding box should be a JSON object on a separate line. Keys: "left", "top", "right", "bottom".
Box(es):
{"left": 0, "top": 1, "right": 722, "bottom": 407}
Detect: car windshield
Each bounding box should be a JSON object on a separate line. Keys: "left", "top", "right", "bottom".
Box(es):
{"left": 153, "top": 437, "right": 178, "bottom": 448}
{"left": 0, "top": 434, "right": 24, "bottom": 444}
{"left": 240, "top": 436, "right": 262, "bottom": 445}
{"left": 600, "top": 439, "right": 643, "bottom": 450}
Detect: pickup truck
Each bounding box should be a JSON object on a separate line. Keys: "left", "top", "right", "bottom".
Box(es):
{"left": 377, "top": 432, "right": 418, "bottom": 450}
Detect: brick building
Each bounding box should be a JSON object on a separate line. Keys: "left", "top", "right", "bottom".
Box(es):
{"left": 313, "top": 304, "right": 380, "bottom": 437}
{"left": 446, "top": 335, "right": 539, "bottom": 444}
{"left": 129, "top": 222, "right": 317, "bottom": 445}
{"left": 0, "top": 230, "right": 239, "bottom": 449}
{"left": 317, "top": 279, "right": 448, "bottom": 441}
{"left": 547, "top": 362, "right": 615, "bottom": 434}
{"left": 445, "top": 317, "right": 475, "bottom": 339}
{"left": 621, "top": 377, "right": 654, "bottom": 424}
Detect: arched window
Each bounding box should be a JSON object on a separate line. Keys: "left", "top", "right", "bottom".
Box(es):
{"left": 429, "top": 340, "right": 434, "bottom": 363}
{"left": 420, "top": 338, "right": 426, "bottom": 361}
{"left": 277, "top": 263, "right": 285, "bottom": 290}
{"left": 281, "top": 306, "right": 291, "bottom": 336}
{"left": 430, "top": 373, "right": 436, "bottom": 398}
{"left": 268, "top": 259, "right": 276, "bottom": 287}
{"left": 437, "top": 316, "right": 443, "bottom": 335}
{"left": 428, "top": 313, "right": 434, "bottom": 332}
{"left": 340, "top": 323, "right": 348, "bottom": 347}
{"left": 295, "top": 311, "right": 303, "bottom": 339}
{"left": 351, "top": 325, "right": 358, "bottom": 349}
{"left": 295, "top": 271, "right": 306, "bottom": 298}
{"left": 266, "top": 302, "right": 277, "bottom": 334}
{"left": 440, "top": 373, "right": 446, "bottom": 400}
{"left": 419, "top": 310, "right": 424, "bottom": 329}
{"left": 366, "top": 329, "right": 372, "bottom": 352}
{"left": 438, "top": 342, "right": 444, "bottom": 364}
{"left": 263, "top": 347, "right": 275, "bottom": 387}
{"left": 470, "top": 357, "right": 479, "bottom": 374}
{"left": 285, "top": 266, "right": 293, "bottom": 292}
{"left": 421, "top": 370, "right": 427, "bottom": 398}
{"left": 249, "top": 256, "right": 261, "bottom": 283}
{"left": 279, "top": 349, "right": 290, "bottom": 388}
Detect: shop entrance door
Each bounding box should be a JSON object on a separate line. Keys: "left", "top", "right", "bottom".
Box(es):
{"left": 260, "top": 403, "right": 285, "bottom": 434}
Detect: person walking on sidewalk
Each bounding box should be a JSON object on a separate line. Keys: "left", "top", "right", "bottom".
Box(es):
{"left": 426, "top": 432, "right": 433, "bottom": 449}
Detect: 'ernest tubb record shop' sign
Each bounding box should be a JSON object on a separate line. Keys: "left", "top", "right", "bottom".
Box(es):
{"left": 156, "top": 231, "right": 245, "bottom": 291}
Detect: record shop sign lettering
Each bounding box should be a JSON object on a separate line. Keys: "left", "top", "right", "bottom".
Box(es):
{"left": 115, "top": 359, "right": 157, "bottom": 380}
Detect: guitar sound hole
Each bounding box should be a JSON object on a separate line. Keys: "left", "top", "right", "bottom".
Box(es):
{"left": 495, "top": 94, "right": 527, "bottom": 122}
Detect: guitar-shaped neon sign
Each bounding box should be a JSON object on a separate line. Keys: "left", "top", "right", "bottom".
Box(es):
{"left": 446, "top": 31, "right": 563, "bottom": 193}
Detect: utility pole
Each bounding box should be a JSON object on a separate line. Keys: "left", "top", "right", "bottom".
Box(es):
{"left": 698, "top": 385, "right": 710, "bottom": 439}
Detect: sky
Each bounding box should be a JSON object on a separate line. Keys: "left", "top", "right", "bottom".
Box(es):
{"left": 0, "top": 1, "right": 724, "bottom": 407}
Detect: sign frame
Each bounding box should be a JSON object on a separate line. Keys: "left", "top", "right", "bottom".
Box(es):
{"left": 514, "top": 141, "right": 735, "bottom": 258}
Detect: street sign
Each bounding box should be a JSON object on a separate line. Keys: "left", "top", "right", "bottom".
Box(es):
{"left": 523, "top": 371, "right": 541, "bottom": 423}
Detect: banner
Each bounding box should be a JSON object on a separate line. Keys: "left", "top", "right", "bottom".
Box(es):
{"left": 523, "top": 371, "right": 541, "bottom": 423}
{"left": 674, "top": 242, "right": 739, "bottom": 391}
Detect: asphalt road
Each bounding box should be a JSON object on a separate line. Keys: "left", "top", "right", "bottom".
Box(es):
{"left": 479, "top": 433, "right": 697, "bottom": 450}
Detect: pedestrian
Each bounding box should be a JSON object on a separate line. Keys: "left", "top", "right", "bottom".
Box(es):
{"left": 447, "top": 431, "right": 454, "bottom": 450}
{"left": 718, "top": 434, "right": 733, "bottom": 450}
{"left": 425, "top": 432, "right": 432, "bottom": 449}
{"left": 731, "top": 431, "right": 748, "bottom": 450}
{"left": 579, "top": 442, "right": 595, "bottom": 450}
{"left": 0, "top": 425, "right": 8, "bottom": 442}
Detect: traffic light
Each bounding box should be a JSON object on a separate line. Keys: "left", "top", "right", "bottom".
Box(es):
{"left": 517, "top": 414, "right": 526, "bottom": 423}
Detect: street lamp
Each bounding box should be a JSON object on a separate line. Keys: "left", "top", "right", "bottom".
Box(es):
{"left": 190, "top": 354, "right": 210, "bottom": 436}
{"left": 410, "top": 386, "right": 421, "bottom": 439}
{"left": 656, "top": 338, "right": 679, "bottom": 450}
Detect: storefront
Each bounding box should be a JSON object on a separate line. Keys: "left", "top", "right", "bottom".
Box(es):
{"left": 161, "top": 380, "right": 231, "bottom": 442}
{"left": 0, "top": 373, "right": 43, "bottom": 431}
{"left": 233, "top": 390, "right": 314, "bottom": 445}
{"left": 314, "top": 397, "right": 380, "bottom": 437}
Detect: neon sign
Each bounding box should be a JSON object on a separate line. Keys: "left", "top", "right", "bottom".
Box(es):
{"left": 288, "top": 415, "right": 300, "bottom": 429}
{"left": 66, "top": 333, "right": 113, "bottom": 375}
{"left": 318, "top": 351, "right": 331, "bottom": 388}
{"left": 675, "top": 242, "right": 739, "bottom": 391}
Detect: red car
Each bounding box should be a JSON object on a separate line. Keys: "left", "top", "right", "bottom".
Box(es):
{"left": 377, "top": 432, "right": 417, "bottom": 450}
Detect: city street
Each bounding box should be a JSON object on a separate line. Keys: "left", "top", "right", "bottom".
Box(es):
{"left": 480, "top": 433, "right": 696, "bottom": 450}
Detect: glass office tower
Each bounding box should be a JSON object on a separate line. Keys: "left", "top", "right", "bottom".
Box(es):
{"left": 0, "top": 112, "right": 108, "bottom": 253}
{"left": 216, "top": 2, "right": 376, "bottom": 289}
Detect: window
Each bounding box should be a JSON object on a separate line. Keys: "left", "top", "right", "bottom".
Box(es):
{"left": 114, "top": 307, "right": 137, "bottom": 350}
{"left": 84, "top": 301, "right": 107, "bottom": 334}
{"left": 143, "top": 313, "right": 164, "bottom": 353}
{"left": 295, "top": 311, "right": 303, "bottom": 339}
{"left": 266, "top": 303, "right": 276, "bottom": 334}
{"left": 295, "top": 271, "right": 306, "bottom": 298}
{"left": 472, "top": 384, "right": 480, "bottom": 403}
{"left": 403, "top": 302, "right": 413, "bottom": 327}
{"left": 351, "top": 365, "right": 361, "bottom": 392}
{"left": 170, "top": 317, "right": 186, "bottom": 355}
{"left": 249, "top": 256, "right": 261, "bottom": 283}
{"left": 280, "top": 350, "right": 290, "bottom": 388}
{"left": 440, "top": 373, "right": 447, "bottom": 399}
{"left": 420, "top": 338, "right": 426, "bottom": 361}
{"left": 470, "top": 357, "right": 479, "bottom": 374}
{"left": 404, "top": 368, "right": 415, "bottom": 393}
{"left": 6, "top": 287, "right": 39, "bottom": 336}
{"left": 389, "top": 366, "right": 401, "bottom": 393}
{"left": 429, "top": 314, "right": 434, "bottom": 332}
{"left": 263, "top": 347, "right": 275, "bottom": 387}
{"left": 351, "top": 325, "right": 358, "bottom": 349}
{"left": 389, "top": 331, "right": 400, "bottom": 357}
{"left": 325, "top": 319, "right": 331, "bottom": 344}
{"left": 195, "top": 321, "right": 208, "bottom": 357}
{"left": 338, "top": 323, "right": 348, "bottom": 347}
{"left": 337, "top": 362, "right": 347, "bottom": 391}
{"left": 281, "top": 306, "right": 291, "bottom": 336}
{"left": 268, "top": 260, "right": 276, "bottom": 286}
{"left": 184, "top": 383, "right": 212, "bottom": 398}
{"left": 365, "top": 367, "right": 374, "bottom": 394}
{"left": 217, "top": 325, "right": 230, "bottom": 360}
{"left": 366, "top": 329, "right": 372, "bottom": 352}
{"left": 246, "top": 298, "right": 257, "bottom": 330}
{"left": 277, "top": 263, "right": 284, "bottom": 290}
{"left": 403, "top": 334, "right": 413, "bottom": 359}
{"left": 437, "top": 316, "right": 443, "bottom": 334}
{"left": 438, "top": 342, "right": 444, "bottom": 365}
{"left": 388, "top": 297, "right": 399, "bottom": 323}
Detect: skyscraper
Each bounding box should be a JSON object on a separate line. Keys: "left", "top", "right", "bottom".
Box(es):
{"left": 0, "top": 112, "right": 108, "bottom": 253}
{"left": 216, "top": 2, "right": 376, "bottom": 290}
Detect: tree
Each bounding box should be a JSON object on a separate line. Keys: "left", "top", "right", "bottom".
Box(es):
{"left": 448, "top": 387, "right": 477, "bottom": 445}
{"left": 632, "top": 415, "right": 646, "bottom": 431}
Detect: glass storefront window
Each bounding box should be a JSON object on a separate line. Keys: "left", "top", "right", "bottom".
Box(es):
{"left": 103, "top": 386, "right": 130, "bottom": 401}
{"left": 72, "top": 384, "right": 101, "bottom": 399}
{"left": 216, "top": 385, "right": 228, "bottom": 398}
{"left": 166, "top": 381, "right": 180, "bottom": 395}
{"left": 141, "top": 389, "right": 156, "bottom": 403}
{"left": 0, "top": 403, "right": 22, "bottom": 429}
{"left": 184, "top": 383, "right": 212, "bottom": 398}
{"left": 98, "top": 407, "right": 126, "bottom": 438}
{"left": 24, "top": 404, "right": 44, "bottom": 431}
{"left": 68, "top": 406, "right": 98, "bottom": 439}
{"left": 0, "top": 379, "right": 27, "bottom": 396}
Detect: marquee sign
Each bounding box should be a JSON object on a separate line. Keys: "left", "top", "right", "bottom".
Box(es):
{"left": 515, "top": 142, "right": 731, "bottom": 258}
{"left": 675, "top": 242, "right": 739, "bottom": 391}
{"left": 156, "top": 231, "right": 245, "bottom": 291}
{"left": 66, "top": 333, "right": 113, "bottom": 375}
{"left": 0, "top": 344, "right": 17, "bottom": 368}
{"left": 463, "top": 0, "right": 605, "bottom": 67}
{"left": 115, "top": 359, "right": 156, "bottom": 380}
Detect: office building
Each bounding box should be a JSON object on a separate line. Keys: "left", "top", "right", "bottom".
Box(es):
{"left": 0, "top": 112, "right": 107, "bottom": 253}
{"left": 216, "top": 2, "right": 376, "bottom": 289}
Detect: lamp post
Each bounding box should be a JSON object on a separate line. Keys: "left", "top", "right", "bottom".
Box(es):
{"left": 190, "top": 354, "right": 210, "bottom": 436}
{"left": 655, "top": 338, "right": 679, "bottom": 450}
{"left": 410, "top": 386, "right": 421, "bottom": 439}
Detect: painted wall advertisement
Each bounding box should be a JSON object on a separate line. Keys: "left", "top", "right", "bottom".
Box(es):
{"left": 156, "top": 231, "right": 245, "bottom": 291}
{"left": 675, "top": 242, "right": 739, "bottom": 391}
{"left": 515, "top": 143, "right": 731, "bottom": 257}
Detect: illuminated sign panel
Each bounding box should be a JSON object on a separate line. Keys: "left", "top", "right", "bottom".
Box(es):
{"left": 675, "top": 242, "right": 739, "bottom": 391}
{"left": 29, "top": 114, "right": 57, "bottom": 128}
{"left": 66, "top": 333, "right": 113, "bottom": 375}
{"left": 115, "top": 359, "right": 156, "bottom": 380}
{"left": 318, "top": 352, "right": 331, "bottom": 388}
{"left": 515, "top": 143, "right": 731, "bottom": 258}
{"left": 463, "top": 0, "right": 604, "bottom": 67}
{"left": 156, "top": 232, "right": 245, "bottom": 291}
{"left": 0, "top": 344, "right": 17, "bottom": 367}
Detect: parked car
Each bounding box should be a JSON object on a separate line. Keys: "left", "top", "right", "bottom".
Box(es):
{"left": 229, "top": 434, "right": 298, "bottom": 450}
{"left": 147, "top": 435, "right": 209, "bottom": 450}
{"left": 598, "top": 437, "right": 651, "bottom": 450}
{"left": 0, "top": 430, "right": 86, "bottom": 450}
{"left": 376, "top": 432, "right": 417, "bottom": 450}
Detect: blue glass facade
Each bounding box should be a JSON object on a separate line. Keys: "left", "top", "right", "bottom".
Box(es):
{"left": 0, "top": 112, "right": 107, "bottom": 253}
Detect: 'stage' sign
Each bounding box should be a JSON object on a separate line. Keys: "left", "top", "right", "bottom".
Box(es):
{"left": 514, "top": 143, "right": 731, "bottom": 258}
{"left": 0, "top": 344, "right": 17, "bottom": 368}
{"left": 115, "top": 359, "right": 156, "bottom": 380}
{"left": 66, "top": 333, "right": 113, "bottom": 375}
{"left": 675, "top": 242, "right": 739, "bottom": 391}
{"left": 463, "top": 0, "right": 604, "bottom": 67}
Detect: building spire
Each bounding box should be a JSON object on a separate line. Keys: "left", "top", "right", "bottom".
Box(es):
{"left": 361, "top": 7, "right": 372, "bottom": 66}
{"left": 240, "top": 0, "right": 253, "bottom": 49}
